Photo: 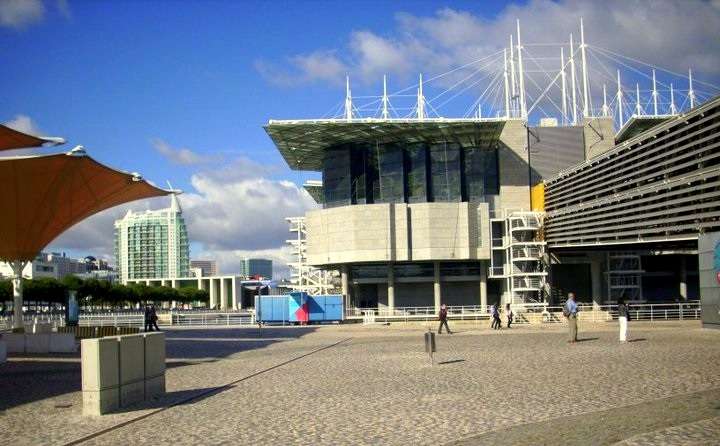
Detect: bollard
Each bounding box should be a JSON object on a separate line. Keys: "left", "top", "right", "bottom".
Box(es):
{"left": 424, "top": 330, "right": 436, "bottom": 366}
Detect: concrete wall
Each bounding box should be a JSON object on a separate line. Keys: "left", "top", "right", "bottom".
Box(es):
{"left": 583, "top": 117, "right": 615, "bottom": 160}
{"left": 306, "top": 202, "right": 491, "bottom": 266}
{"left": 699, "top": 232, "right": 720, "bottom": 328}
{"left": 498, "top": 119, "right": 531, "bottom": 211}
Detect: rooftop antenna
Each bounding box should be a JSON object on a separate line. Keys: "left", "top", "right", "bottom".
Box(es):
{"left": 560, "top": 47, "right": 567, "bottom": 125}
{"left": 670, "top": 83, "right": 677, "bottom": 115}
{"left": 344, "top": 75, "right": 353, "bottom": 121}
{"left": 652, "top": 70, "right": 658, "bottom": 116}
{"left": 509, "top": 34, "right": 517, "bottom": 117}
{"left": 476, "top": 104, "right": 482, "bottom": 119}
{"left": 503, "top": 48, "right": 510, "bottom": 119}
{"left": 635, "top": 83, "right": 642, "bottom": 116}
{"left": 580, "top": 18, "right": 590, "bottom": 119}
{"left": 516, "top": 20, "right": 527, "bottom": 119}
{"left": 417, "top": 73, "right": 425, "bottom": 120}
{"left": 569, "top": 33, "right": 577, "bottom": 125}
{"left": 617, "top": 70, "right": 624, "bottom": 128}
{"left": 688, "top": 68, "right": 696, "bottom": 109}
{"left": 602, "top": 84, "right": 609, "bottom": 117}
{"left": 382, "top": 74, "right": 389, "bottom": 120}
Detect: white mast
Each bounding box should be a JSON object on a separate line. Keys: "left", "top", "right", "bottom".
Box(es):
{"left": 569, "top": 34, "right": 577, "bottom": 125}
{"left": 652, "top": 70, "right": 658, "bottom": 116}
{"left": 602, "top": 84, "right": 609, "bottom": 117}
{"left": 635, "top": 83, "right": 642, "bottom": 116}
{"left": 516, "top": 20, "right": 527, "bottom": 119}
{"left": 617, "top": 70, "right": 624, "bottom": 128}
{"left": 382, "top": 74, "right": 389, "bottom": 120}
{"left": 344, "top": 75, "right": 352, "bottom": 121}
{"left": 503, "top": 48, "right": 510, "bottom": 119}
{"left": 561, "top": 47, "right": 567, "bottom": 125}
{"left": 688, "top": 68, "right": 696, "bottom": 109}
{"left": 670, "top": 83, "right": 677, "bottom": 115}
{"left": 417, "top": 73, "right": 425, "bottom": 120}
{"left": 580, "top": 18, "right": 590, "bottom": 118}
{"left": 509, "top": 34, "right": 516, "bottom": 117}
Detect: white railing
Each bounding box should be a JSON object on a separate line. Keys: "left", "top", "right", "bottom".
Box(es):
{"left": 171, "top": 312, "right": 255, "bottom": 326}
{"left": 346, "top": 301, "right": 701, "bottom": 324}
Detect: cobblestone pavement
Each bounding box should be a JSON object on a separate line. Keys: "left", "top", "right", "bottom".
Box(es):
{"left": 2, "top": 321, "right": 719, "bottom": 445}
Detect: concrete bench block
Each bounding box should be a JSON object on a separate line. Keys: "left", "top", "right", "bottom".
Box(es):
{"left": 0, "top": 340, "right": 6, "bottom": 363}
{"left": 120, "top": 381, "right": 145, "bottom": 407}
{"left": 81, "top": 337, "right": 119, "bottom": 391}
{"left": 143, "top": 332, "right": 166, "bottom": 378}
{"left": 145, "top": 374, "right": 166, "bottom": 399}
{"left": 83, "top": 388, "right": 120, "bottom": 416}
{"left": 2, "top": 333, "right": 26, "bottom": 353}
{"left": 25, "top": 334, "right": 51, "bottom": 353}
{"left": 32, "top": 323, "right": 53, "bottom": 334}
{"left": 49, "top": 333, "right": 77, "bottom": 353}
{"left": 118, "top": 335, "right": 145, "bottom": 385}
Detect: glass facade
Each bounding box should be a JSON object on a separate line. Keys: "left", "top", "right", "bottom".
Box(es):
{"left": 322, "top": 142, "right": 498, "bottom": 207}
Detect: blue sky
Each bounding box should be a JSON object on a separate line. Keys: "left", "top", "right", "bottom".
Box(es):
{"left": 2, "top": 0, "right": 719, "bottom": 276}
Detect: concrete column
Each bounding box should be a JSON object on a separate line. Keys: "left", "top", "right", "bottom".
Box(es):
{"left": 341, "top": 265, "right": 350, "bottom": 311}
{"left": 209, "top": 279, "right": 217, "bottom": 309}
{"left": 220, "top": 279, "right": 227, "bottom": 310}
{"left": 591, "top": 259, "right": 603, "bottom": 307}
{"left": 433, "top": 261, "right": 441, "bottom": 312}
{"left": 11, "top": 261, "right": 24, "bottom": 330}
{"left": 480, "top": 262, "right": 488, "bottom": 310}
{"left": 387, "top": 263, "right": 395, "bottom": 311}
{"left": 231, "top": 278, "right": 239, "bottom": 310}
{"left": 679, "top": 256, "right": 688, "bottom": 300}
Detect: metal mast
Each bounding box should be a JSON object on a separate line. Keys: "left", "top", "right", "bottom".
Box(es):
{"left": 617, "top": 70, "right": 624, "bottom": 128}
{"left": 560, "top": 47, "right": 567, "bottom": 125}
{"left": 670, "top": 83, "right": 677, "bottom": 114}
{"left": 580, "top": 18, "right": 590, "bottom": 118}
{"left": 344, "top": 75, "right": 353, "bottom": 121}
{"left": 569, "top": 34, "right": 577, "bottom": 125}
{"left": 635, "top": 83, "right": 642, "bottom": 116}
{"left": 688, "top": 68, "right": 696, "bottom": 109}
{"left": 417, "top": 73, "right": 425, "bottom": 120}
{"left": 652, "top": 70, "right": 658, "bottom": 116}
{"left": 382, "top": 74, "right": 389, "bottom": 120}
{"left": 509, "top": 34, "right": 517, "bottom": 117}
{"left": 516, "top": 20, "right": 527, "bottom": 119}
{"left": 602, "top": 84, "right": 609, "bottom": 117}
{"left": 503, "top": 48, "right": 510, "bottom": 119}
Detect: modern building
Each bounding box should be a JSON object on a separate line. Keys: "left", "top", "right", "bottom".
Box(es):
{"left": 239, "top": 258, "right": 273, "bottom": 279}
{"left": 190, "top": 259, "right": 217, "bottom": 277}
{"left": 114, "top": 194, "right": 190, "bottom": 283}
{"left": 265, "top": 56, "right": 718, "bottom": 312}
{"left": 0, "top": 252, "right": 96, "bottom": 280}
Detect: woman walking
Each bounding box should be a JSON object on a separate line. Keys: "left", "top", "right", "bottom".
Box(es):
{"left": 618, "top": 298, "right": 629, "bottom": 342}
{"left": 505, "top": 303, "right": 514, "bottom": 328}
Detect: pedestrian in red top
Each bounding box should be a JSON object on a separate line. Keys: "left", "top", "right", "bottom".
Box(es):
{"left": 438, "top": 304, "right": 452, "bottom": 334}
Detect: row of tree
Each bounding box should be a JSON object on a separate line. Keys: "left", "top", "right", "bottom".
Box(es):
{"left": 0, "top": 277, "right": 210, "bottom": 307}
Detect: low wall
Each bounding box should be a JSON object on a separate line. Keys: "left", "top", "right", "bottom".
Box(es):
{"left": 81, "top": 332, "right": 166, "bottom": 416}
{"left": 1, "top": 333, "right": 77, "bottom": 353}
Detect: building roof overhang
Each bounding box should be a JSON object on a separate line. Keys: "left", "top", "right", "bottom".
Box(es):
{"left": 264, "top": 118, "right": 511, "bottom": 171}
{"left": 615, "top": 115, "right": 672, "bottom": 144}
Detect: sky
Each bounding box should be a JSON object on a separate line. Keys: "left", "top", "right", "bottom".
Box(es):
{"left": 2, "top": 0, "right": 719, "bottom": 278}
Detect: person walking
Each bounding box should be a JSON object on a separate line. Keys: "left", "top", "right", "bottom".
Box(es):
{"left": 438, "top": 304, "right": 452, "bottom": 334}
{"left": 144, "top": 305, "right": 152, "bottom": 332}
{"left": 491, "top": 304, "right": 502, "bottom": 330}
{"left": 505, "top": 303, "right": 514, "bottom": 328}
{"left": 564, "top": 292, "right": 578, "bottom": 342}
{"left": 618, "top": 298, "right": 629, "bottom": 342}
{"left": 150, "top": 305, "right": 160, "bottom": 331}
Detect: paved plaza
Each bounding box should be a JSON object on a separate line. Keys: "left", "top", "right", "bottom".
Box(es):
{"left": 2, "top": 321, "right": 720, "bottom": 445}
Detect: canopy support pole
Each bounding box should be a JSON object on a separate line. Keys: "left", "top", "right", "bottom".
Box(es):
{"left": 11, "top": 260, "right": 26, "bottom": 330}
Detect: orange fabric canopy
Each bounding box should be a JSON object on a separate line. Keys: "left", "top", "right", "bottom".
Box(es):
{"left": 0, "top": 124, "right": 61, "bottom": 151}
{"left": 0, "top": 150, "right": 171, "bottom": 261}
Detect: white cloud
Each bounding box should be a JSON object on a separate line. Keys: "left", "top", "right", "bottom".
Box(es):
{"left": 255, "top": 50, "right": 348, "bottom": 86}
{"left": 152, "top": 138, "right": 219, "bottom": 166}
{"left": 56, "top": 0, "right": 71, "bottom": 20}
{"left": 0, "top": 0, "right": 44, "bottom": 29}
{"left": 259, "top": 0, "right": 720, "bottom": 88}
{"left": 3, "top": 114, "right": 41, "bottom": 135}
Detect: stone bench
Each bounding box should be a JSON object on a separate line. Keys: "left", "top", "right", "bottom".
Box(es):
{"left": 82, "top": 332, "right": 166, "bottom": 416}
{"left": 0, "top": 333, "right": 77, "bottom": 353}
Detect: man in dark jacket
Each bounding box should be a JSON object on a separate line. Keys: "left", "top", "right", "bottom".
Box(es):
{"left": 438, "top": 304, "right": 452, "bottom": 334}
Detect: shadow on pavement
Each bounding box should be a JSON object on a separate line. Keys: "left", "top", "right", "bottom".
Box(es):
{"left": 575, "top": 337, "right": 599, "bottom": 342}
{"left": 627, "top": 338, "right": 647, "bottom": 343}
{"left": 438, "top": 359, "right": 466, "bottom": 365}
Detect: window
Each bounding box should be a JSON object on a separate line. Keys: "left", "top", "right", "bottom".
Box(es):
{"left": 370, "top": 143, "right": 404, "bottom": 204}
{"left": 464, "top": 147, "right": 499, "bottom": 200}
{"left": 323, "top": 147, "right": 352, "bottom": 207}
{"left": 405, "top": 144, "right": 427, "bottom": 203}
{"left": 430, "top": 143, "right": 462, "bottom": 202}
